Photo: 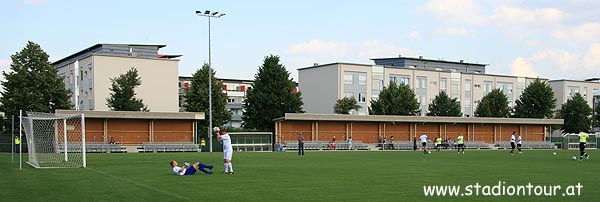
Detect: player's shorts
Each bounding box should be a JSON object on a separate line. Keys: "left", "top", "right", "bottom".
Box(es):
{"left": 510, "top": 142, "right": 516, "bottom": 149}
{"left": 458, "top": 143, "right": 464, "bottom": 148}
{"left": 517, "top": 144, "right": 522, "bottom": 148}
{"left": 224, "top": 148, "right": 233, "bottom": 160}
{"left": 421, "top": 142, "right": 427, "bottom": 147}
{"left": 184, "top": 167, "right": 197, "bottom": 175}
{"left": 580, "top": 142, "right": 586, "bottom": 151}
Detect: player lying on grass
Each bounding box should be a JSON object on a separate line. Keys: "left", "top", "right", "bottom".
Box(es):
{"left": 170, "top": 160, "right": 214, "bottom": 175}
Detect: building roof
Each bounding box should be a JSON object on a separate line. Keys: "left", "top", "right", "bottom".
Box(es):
{"left": 371, "top": 56, "right": 488, "bottom": 66}
{"left": 297, "top": 62, "right": 544, "bottom": 80}
{"left": 549, "top": 79, "right": 600, "bottom": 84}
{"left": 56, "top": 110, "right": 204, "bottom": 120}
{"left": 157, "top": 54, "right": 182, "bottom": 59}
{"left": 274, "top": 113, "right": 563, "bottom": 125}
{"left": 52, "top": 43, "right": 168, "bottom": 65}
{"left": 297, "top": 62, "right": 371, "bottom": 71}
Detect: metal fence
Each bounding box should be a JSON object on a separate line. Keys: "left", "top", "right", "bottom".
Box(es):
{"left": 229, "top": 132, "right": 272, "bottom": 152}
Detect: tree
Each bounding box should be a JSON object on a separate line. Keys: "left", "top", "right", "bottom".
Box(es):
{"left": 184, "top": 63, "right": 231, "bottom": 134}
{"left": 427, "top": 91, "right": 461, "bottom": 116}
{"left": 0, "top": 41, "right": 71, "bottom": 119}
{"left": 369, "top": 82, "right": 420, "bottom": 115}
{"left": 474, "top": 88, "right": 511, "bottom": 117}
{"left": 513, "top": 78, "right": 556, "bottom": 118}
{"left": 333, "top": 97, "right": 362, "bottom": 114}
{"left": 106, "top": 67, "right": 148, "bottom": 111}
{"left": 243, "top": 55, "right": 303, "bottom": 132}
{"left": 560, "top": 93, "right": 592, "bottom": 133}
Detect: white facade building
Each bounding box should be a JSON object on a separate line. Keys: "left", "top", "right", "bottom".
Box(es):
{"left": 298, "top": 59, "right": 573, "bottom": 116}
{"left": 54, "top": 44, "right": 180, "bottom": 112}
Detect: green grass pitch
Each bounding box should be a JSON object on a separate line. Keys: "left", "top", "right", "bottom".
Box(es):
{"left": 2, "top": 150, "right": 599, "bottom": 202}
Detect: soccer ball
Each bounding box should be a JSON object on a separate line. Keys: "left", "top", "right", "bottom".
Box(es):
{"left": 184, "top": 162, "right": 191, "bottom": 167}
{"left": 553, "top": 152, "right": 557, "bottom": 156}
{"left": 428, "top": 151, "right": 432, "bottom": 154}
{"left": 213, "top": 127, "right": 220, "bottom": 132}
{"left": 572, "top": 156, "right": 577, "bottom": 160}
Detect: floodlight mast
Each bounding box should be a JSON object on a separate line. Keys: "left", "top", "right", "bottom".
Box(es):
{"left": 196, "top": 10, "right": 225, "bottom": 152}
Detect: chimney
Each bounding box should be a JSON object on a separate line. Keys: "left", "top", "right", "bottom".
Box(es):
{"left": 419, "top": 56, "right": 423, "bottom": 59}
{"left": 460, "top": 60, "right": 464, "bottom": 63}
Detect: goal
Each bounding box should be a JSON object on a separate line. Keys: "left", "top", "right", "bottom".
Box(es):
{"left": 563, "top": 133, "right": 597, "bottom": 150}
{"left": 21, "top": 112, "right": 86, "bottom": 168}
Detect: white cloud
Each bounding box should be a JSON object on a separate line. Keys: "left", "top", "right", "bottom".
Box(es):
{"left": 0, "top": 59, "right": 11, "bottom": 84}
{"left": 509, "top": 57, "right": 538, "bottom": 77}
{"left": 420, "top": 0, "right": 488, "bottom": 25}
{"left": 552, "top": 23, "right": 600, "bottom": 44}
{"left": 436, "top": 27, "right": 470, "bottom": 36}
{"left": 24, "top": 0, "right": 45, "bottom": 6}
{"left": 288, "top": 39, "right": 347, "bottom": 59}
{"left": 530, "top": 49, "right": 579, "bottom": 72}
{"left": 511, "top": 45, "right": 600, "bottom": 80}
{"left": 284, "top": 39, "right": 416, "bottom": 70}
{"left": 490, "top": 6, "right": 565, "bottom": 27}
{"left": 409, "top": 31, "right": 421, "bottom": 39}
{"left": 582, "top": 43, "right": 600, "bottom": 70}
{"left": 357, "top": 40, "right": 416, "bottom": 59}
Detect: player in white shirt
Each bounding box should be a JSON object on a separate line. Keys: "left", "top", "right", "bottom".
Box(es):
{"left": 517, "top": 134, "right": 523, "bottom": 154}
{"left": 509, "top": 131, "right": 516, "bottom": 156}
{"left": 419, "top": 133, "right": 430, "bottom": 154}
{"left": 170, "top": 160, "right": 213, "bottom": 176}
{"left": 217, "top": 128, "right": 234, "bottom": 174}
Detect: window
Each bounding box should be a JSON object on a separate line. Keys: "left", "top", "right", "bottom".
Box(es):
{"left": 440, "top": 78, "right": 447, "bottom": 91}
{"left": 584, "top": 87, "right": 588, "bottom": 97}
{"left": 80, "top": 70, "right": 83, "bottom": 81}
{"left": 416, "top": 77, "right": 427, "bottom": 89}
{"left": 484, "top": 81, "right": 493, "bottom": 94}
{"left": 358, "top": 75, "right": 367, "bottom": 85}
{"left": 399, "top": 76, "right": 410, "bottom": 85}
{"left": 344, "top": 74, "right": 353, "bottom": 84}
{"left": 372, "top": 91, "right": 380, "bottom": 100}
{"left": 358, "top": 93, "right": 366, "bottom": 103}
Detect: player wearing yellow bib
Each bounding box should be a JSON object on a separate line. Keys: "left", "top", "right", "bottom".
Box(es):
{"left": 435, "top": 137, "right": 442, "bottom": 151}
{"left": 578, "top": 131, "right": 590, "bottom": 161}
{"left": 457, "top": 135, "right": 464, "bottom": 154}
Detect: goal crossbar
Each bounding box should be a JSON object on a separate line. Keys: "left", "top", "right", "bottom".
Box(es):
{"left": 22, "top": 112, "right": 86, "bottom": 168}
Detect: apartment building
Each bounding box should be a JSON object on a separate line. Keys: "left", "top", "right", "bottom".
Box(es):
{"left": 299, "top": 57, "right": 546, "bottom": 116}
{"left": 53, "top": 44, "right": 180, "bottom": 112}
{"left": 179, "top": 77, "right": 253, "bottom": 128}
{"left": 549, "top": 79, "right": 600, "bottom": 111}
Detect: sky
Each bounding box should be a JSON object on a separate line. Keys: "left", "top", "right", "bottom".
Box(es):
{"left": 1, "top": 0, "right": 600, "bottom": 83}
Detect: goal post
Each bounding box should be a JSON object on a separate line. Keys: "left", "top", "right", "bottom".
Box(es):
{"left": 21, "top": 112, "right": 86, "bottom": 168}
{"left": 563, "top": 133, "right": 598, "bottom": 150}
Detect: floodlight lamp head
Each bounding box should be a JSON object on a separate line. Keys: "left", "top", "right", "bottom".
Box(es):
{"left": 212, "top": 11, "right": 219, "bottom": 15}
{"left": 205, "top": 10, "right": 210, "bottom": 15}
{"left": 195, "top": 10, "right": 201, "bottom": 14}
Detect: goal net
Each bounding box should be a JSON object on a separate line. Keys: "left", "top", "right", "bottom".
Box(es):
{"left": 21, "top": 112, "right": 86, "bottom": 168}
{"left": 563, "top": 133, "right": 598, "bottom": 150}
